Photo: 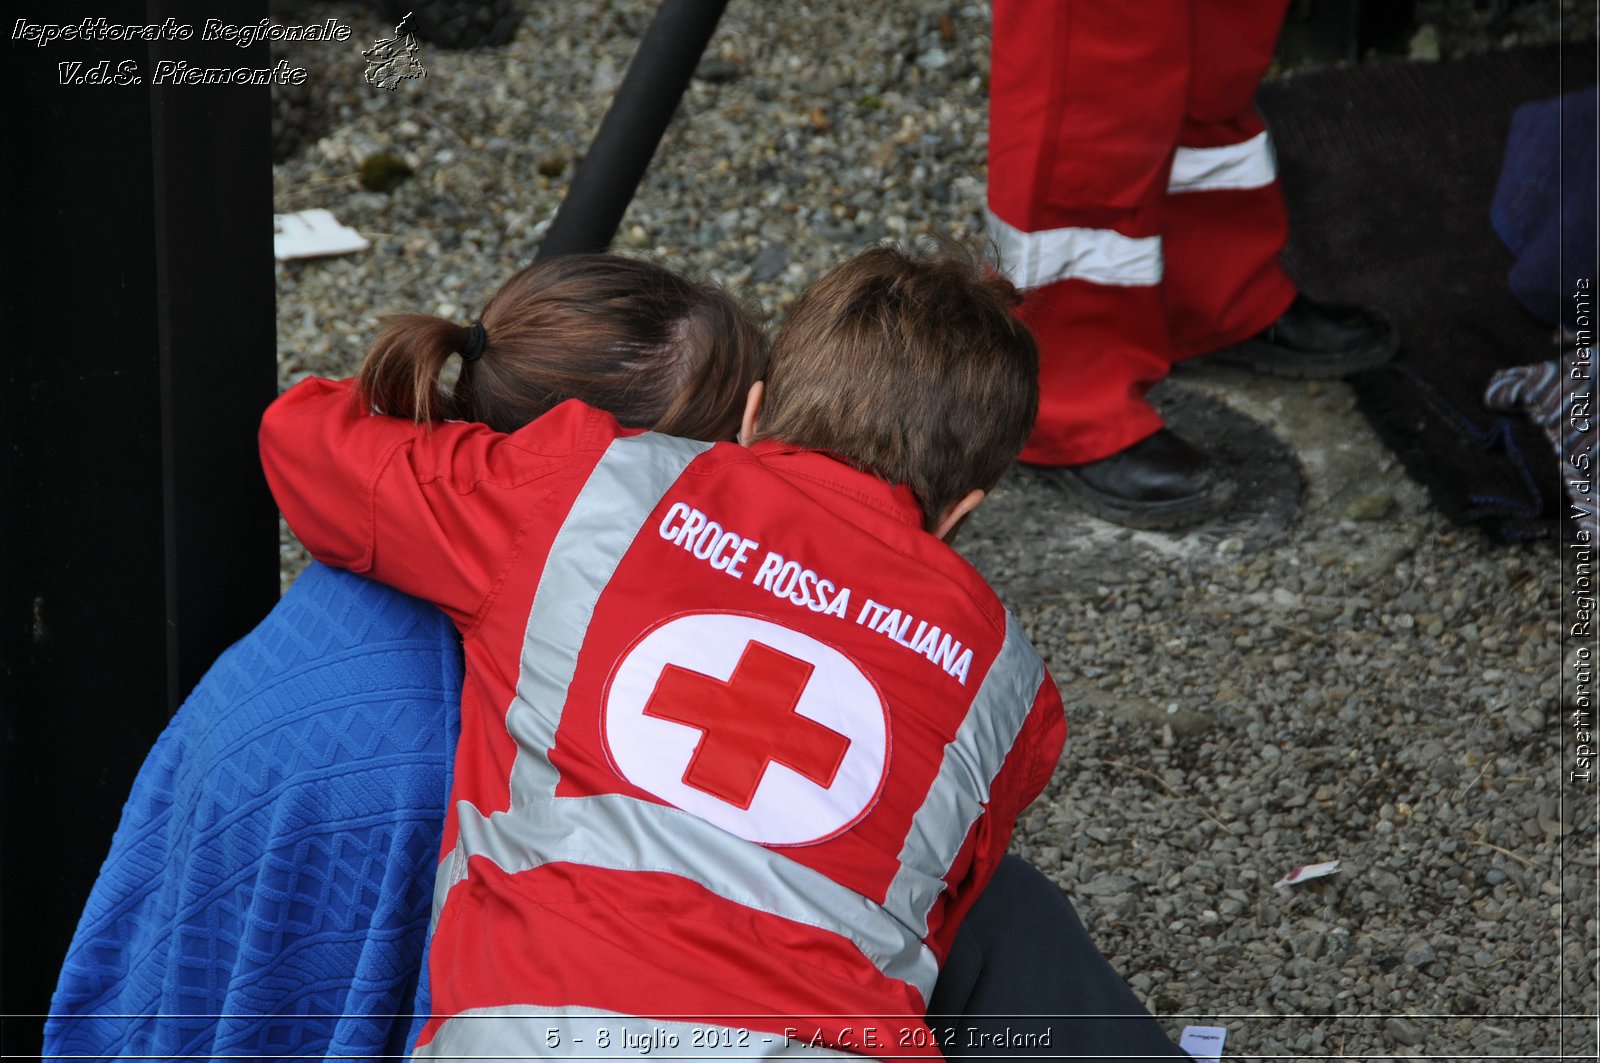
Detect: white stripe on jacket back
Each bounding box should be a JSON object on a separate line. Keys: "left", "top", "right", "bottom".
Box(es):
{"left": 884, "top": 613, "right": 1044, "bottom": 937}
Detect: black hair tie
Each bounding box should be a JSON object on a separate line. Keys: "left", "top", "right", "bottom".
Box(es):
{"left": 461, "top": 321, "right": 488, "bottom": 362}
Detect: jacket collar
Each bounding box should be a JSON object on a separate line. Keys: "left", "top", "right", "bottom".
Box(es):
{"left": 745, "top": 439, "right": 926, "bottom": 529}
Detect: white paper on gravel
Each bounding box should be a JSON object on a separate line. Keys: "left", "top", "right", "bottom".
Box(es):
{"left": 273, "top": 209, "right": 370, "bottom": 260}
{"left": 1179, "top": 1024, "right": 1227, "bottom": 1062}
{"left": 1273, "top": 859, "right": 1342, "bottom": 889}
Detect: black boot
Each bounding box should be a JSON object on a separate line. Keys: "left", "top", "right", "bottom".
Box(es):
{"left": 1193, "top": 293, "right": 1399, "bottom": 377}
{"left": 1032, "top": 429, "right": 1235, "bottom": 531}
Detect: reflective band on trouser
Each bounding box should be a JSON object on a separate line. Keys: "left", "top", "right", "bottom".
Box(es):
{"left": 452, "top": 792, "right": 941, "bottom": 993}
{"left": 883, "top": 614, "right": 1044, "bottom": 937}
{"left": 412, "top": 1007, "right": 859, "bottom": 1060}
{"left": 986, "top": 208, "right": 1163, "bottom": 290}
{"left": 1168, "top": 131, "right": 1276, "bottom": 194}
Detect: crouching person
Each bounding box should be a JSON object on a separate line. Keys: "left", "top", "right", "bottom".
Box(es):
{"left": 259, "top": 241, "right": 1066, "bottom": 1058}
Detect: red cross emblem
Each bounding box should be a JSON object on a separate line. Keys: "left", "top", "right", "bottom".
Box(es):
{"left": 604, "top": 612, "right": 888, "bottom": 845}
{"left": 643, "top": 641, "right": 851, "bottom": 809}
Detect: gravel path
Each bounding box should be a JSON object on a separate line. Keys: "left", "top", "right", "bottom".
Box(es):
{"left": 271, "top": 3, "right": 1596, "bottom": 1056}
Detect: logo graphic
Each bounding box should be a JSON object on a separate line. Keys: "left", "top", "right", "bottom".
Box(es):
{"left": 604, "top": 614, "right": 888, "bottom": 845}
{"left": 363, "top": 12, "right": 426, "bottom": 91}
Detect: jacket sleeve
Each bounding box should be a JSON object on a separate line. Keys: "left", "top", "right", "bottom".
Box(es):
{"left": 1015, "top": 670, "right": 1068, "bottom": 812}
{"left": 927, "top": 668, "right": 1067, "bottom": 960}
{"left": 258, "top": 376, "right": 586, "bottom": 628}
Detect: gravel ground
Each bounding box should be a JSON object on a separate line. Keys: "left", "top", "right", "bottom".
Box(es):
{"left": 271, "top": 3, "right": 1597, "bottom": 1057}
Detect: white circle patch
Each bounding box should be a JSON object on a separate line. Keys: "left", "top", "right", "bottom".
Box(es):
{"left": 604, "top": 613, "right": 888, "bottom": 845}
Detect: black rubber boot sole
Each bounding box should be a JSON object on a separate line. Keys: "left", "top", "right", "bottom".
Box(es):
{"left": 1183, "top": 312, "right": 1400, "bottom": 379}
{"left": 1032, "top": 464, "right": 1238, "bottom": 532}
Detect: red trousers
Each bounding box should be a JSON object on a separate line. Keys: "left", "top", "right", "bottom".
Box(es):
{"left": 988, "top": 0, "right": 1298, "bottom": 465}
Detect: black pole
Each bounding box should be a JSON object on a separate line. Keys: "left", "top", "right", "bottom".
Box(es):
{"left": 536, "top": 0, "right": 729, "bottom": 260}
{"left": 0, "top": 0, "right": 277, "bottom": 1051}
{"left": 148, "top": 0, "right": 281, "bottom": 708}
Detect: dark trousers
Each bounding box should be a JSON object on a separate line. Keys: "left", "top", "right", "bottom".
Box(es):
{"left": 930, "top": 856, "right": 1190, "bottom": 1061}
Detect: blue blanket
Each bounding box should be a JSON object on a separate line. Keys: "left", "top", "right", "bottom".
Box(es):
{"left": 45, "top": 564, "right": 459, "bottom": 1061}
{"left": 1491, "top": 87, "right": 1599, "bottom": 331}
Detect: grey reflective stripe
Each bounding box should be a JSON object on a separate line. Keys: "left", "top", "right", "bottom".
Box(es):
{"left": 452, "top": 793, "right": 941, "bottom": 994}
{"left": 431, "top": 806, "right": 473, "bottom": 924}
{"left": 430, "top": 838, "right": 452, "bottom": 923}
{"left": 1168, "top": 130, "right": 1277, "bottom": 193}
{"left": 986, "top": 208, "right": 1163, "bottom": 289}
{"left": 505, "top": 431, "right": 713, "bottom": 800}
{"left": 413, "top": 1007, "right": 860, "bottom": 1060}
{"left": 883, "top": 613, "right": 1045, "bottom": 937}
{"left": 431, "top": 432, "right": 707, "bottom": 924}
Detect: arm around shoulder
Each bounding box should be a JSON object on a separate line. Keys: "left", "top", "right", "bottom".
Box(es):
{"left": 259, "top": 379, "right": 608, "bottom": 624}
{"left": 259, "top": 376, "right": 395, "bottom": 573}
{"left": 259, "top": 375, "right": 547, "bottom": 624}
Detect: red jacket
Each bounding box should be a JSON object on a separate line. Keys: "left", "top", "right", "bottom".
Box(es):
{"left": 260, "top": 378, "right": 1066, "bottom": 1059}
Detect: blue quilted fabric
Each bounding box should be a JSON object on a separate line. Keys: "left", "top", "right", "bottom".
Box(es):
{"left": 44, "top": 563, "right": 461, "bottom": 1061}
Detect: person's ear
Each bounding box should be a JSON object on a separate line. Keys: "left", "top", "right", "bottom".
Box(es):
{"left": 933, "top": 488, "right": 986, "bottom": 542}
{"left": 737, "top": 381, "right": 765, "bottom": 446}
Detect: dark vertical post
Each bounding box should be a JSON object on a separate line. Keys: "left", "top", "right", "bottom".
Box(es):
{"left": 148, "top": 0, "right": 281, "bottom": 707}
{"left": 0, "top": 0, "right": 278, "bottom": 1051}
{"left": 536, "top": 0, "right": 729, "bottom": 259}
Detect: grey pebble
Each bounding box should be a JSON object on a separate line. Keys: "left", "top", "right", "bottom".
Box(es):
{"left": 748, "top": 243, "right": 789, "bottom": 283}
{"left": 1385, "top": 1017, "right": 1422, "bottom": 1046}
{"left": 1405, "top": 941, "right": 1438, "bottom": 967}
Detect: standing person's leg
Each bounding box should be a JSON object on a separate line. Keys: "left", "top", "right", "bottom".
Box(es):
{"left": 986, "top": 0, "right": 1189, "bottom": 469}
{"left": 1164, "top": 0, "right": 1397, "bottom": 372}
{"left": 987, "top": 0, "right": 1237, "bottom": 528}
{"left": 930, "top": 856, "right": 1188, "bottom": 1062}
{"left": 1161, "top": 0, "right": 1297, "bottom": 359}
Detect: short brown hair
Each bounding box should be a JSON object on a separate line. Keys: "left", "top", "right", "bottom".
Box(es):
{"left": 752, "top": 240, "right": 1038, "bottom": 528}
{"left": 359, "top": 253, "right": 767, "bottom": 441}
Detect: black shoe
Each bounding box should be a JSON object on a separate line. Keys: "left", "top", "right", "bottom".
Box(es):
{"left": 1191, "top": 294, "right": 1399, "bottom": 377}
{"left": 1032, "top": 429, "right": 1236, "bottom": 531}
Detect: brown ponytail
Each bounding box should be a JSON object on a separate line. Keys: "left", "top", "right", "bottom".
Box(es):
{"left": 355, "top": 254, "right": 767, "bottom": 441}
{"left": 358, "top": 314, "right": 480, "bottom": 424}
